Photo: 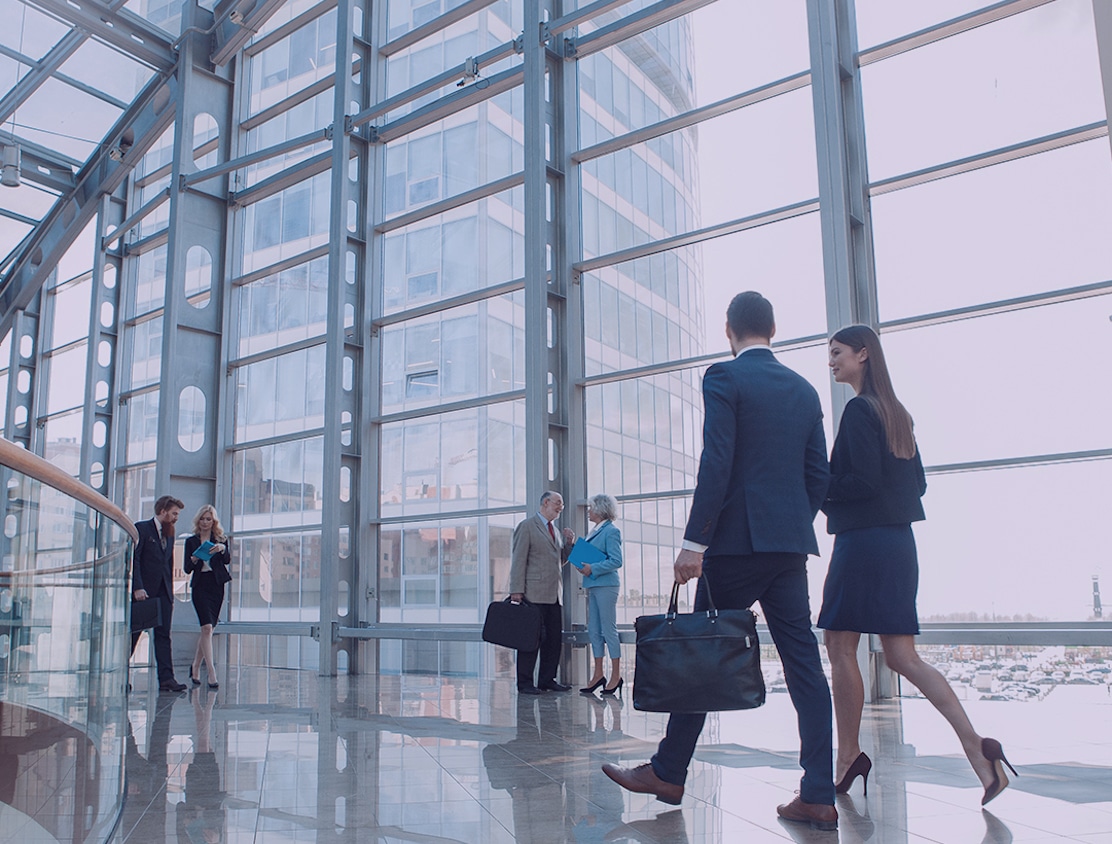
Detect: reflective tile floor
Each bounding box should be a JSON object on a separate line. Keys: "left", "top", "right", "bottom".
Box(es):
{"left": 110, "top": 665, "right": 1112, "bottom": 843}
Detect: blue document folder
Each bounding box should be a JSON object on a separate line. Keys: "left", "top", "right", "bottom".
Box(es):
{"left": 193, "top": 540, "right": 216, "bottom": 562}
{"left": 568, "top": 538, "right": 606, "bottom": 569}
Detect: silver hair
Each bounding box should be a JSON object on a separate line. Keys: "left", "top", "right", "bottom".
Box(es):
{"left": 539, "top": 490, "right": 562, "bottom": 506}
{"left": 587, "top": 493, "right": 617, "bottom": 521}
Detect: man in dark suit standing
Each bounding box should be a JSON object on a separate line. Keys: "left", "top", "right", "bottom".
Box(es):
{"left": 131, "top": 494, "right": 187, "bottom": 692}
{"left": 602, "top": 292, "right": 838, "bottom": 830}
{"left": 509, "top": 491, "right": 574, "bottom": 694}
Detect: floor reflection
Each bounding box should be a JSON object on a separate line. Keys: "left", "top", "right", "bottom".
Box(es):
{"left": 105, "top": 665, "right": 1112, "bottom": 844}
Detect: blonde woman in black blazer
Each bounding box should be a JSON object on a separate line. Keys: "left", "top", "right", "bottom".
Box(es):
{"left": 184, "top": 505, "right": 231, "bottom": 689}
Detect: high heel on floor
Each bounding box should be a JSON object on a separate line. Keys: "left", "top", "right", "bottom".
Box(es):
{"left": 981, "top": 738, "right": 1017, "bottom": 806}
{"left": 580, "top": 677, "right": 606, "bottom": 694}
{"left": 190, "top": 673, "right": 201, "bottom": 686}
{"left": 601, "top": 677, "right": 623, "bottom": 697}
{"left": 834, "top": 751, "right": 872, "bottom": 796}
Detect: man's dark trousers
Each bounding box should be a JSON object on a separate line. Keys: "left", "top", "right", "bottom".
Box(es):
{"left": 131, "top": 585, "right": 175, "bottom": 685}
{"left": 650, "top": 553, "right": 835, "bottom": 806}
{"left": 516, "top": 601, "right": 562, "bottom": 689}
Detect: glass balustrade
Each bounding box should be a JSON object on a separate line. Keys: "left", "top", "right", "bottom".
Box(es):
{"left": 0, "top": 440, "right": 135, "bottom": 844}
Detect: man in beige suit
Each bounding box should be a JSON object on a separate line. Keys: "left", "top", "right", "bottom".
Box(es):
{"left": 510, "top": 491, "right": 574, "bottom": 694}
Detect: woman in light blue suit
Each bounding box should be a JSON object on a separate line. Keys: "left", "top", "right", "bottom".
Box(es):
{"left": 578, "top": 493, "right": 624, "bottom": 696}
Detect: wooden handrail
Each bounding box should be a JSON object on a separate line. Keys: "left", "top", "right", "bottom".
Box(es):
{"left": 0, "top": 437, "right": 138, "bottom": 543}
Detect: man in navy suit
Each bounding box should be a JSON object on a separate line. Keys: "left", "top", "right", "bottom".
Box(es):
{"left": 131, "top": 494, "right": 187, "bottom": 692}
{"left": 602, "top": 292, "right": 838, "bottom": 830}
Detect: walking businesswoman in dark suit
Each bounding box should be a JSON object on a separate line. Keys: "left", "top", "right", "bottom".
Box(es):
{"left": 576, "top": 493, "right": 624, "bottom": 697}
{"left": 818, "top": 324, "right": 1016, "bottom": 806}
{"left": 184, "top": 505, "right": 231, "bottom": 689}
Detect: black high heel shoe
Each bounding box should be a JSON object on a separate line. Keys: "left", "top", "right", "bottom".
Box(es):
{"left": 190, "top": 673, "right": 201, "bottom": 686}
{"left": 580, "top": 677, "right": 606, "bottom": 694}
{"left": 835, "top": 751, "right": 872, "bottom": 795}
{"left": 981, "top": 738, "right": 1018, "bottom": 806}
{"left": 601, "top": 677, "right": 623, "bottom": 697}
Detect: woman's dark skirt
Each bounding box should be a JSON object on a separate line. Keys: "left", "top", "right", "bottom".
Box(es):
{"left": 191, "top": 570, "right": 225, "bottom": 627}
{"left": 818, "top": 524, "right": 920, "bottom": 635}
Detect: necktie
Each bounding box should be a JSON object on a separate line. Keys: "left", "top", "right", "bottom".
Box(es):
{"left": 548, "top": 521, "right": 556, "bottom": 543}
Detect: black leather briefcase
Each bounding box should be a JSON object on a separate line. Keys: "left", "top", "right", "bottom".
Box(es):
{"left": 482, "top": 597, "right": 543, "bottom": 651}
{"left": 130, "top": 598, "right": 163, "bottom": 633}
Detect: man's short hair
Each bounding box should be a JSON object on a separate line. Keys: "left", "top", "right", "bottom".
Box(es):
{"left": 154, "top": 495, "right": 185, "bottom": 515}
{"left": 726, "top": 291, "right": 774, "bottom": 341}
{"left": 539, "top": 490, "right": 561, "bottom": 506}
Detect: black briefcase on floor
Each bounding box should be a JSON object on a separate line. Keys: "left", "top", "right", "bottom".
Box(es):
{"left": 482, "top": 597, "right": 543, "bottom": 651}
{"left": 130, "top": 598, "right": 162, "bottom": 633}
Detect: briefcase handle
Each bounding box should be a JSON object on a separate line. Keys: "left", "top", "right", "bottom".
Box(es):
{"left": 666, "top": 573, "right": 722, "bottom": 619}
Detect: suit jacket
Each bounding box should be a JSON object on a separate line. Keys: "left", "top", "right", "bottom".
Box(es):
{"left": 580, "top": 520, "right": 622, "bottom": 589}
{"left": 183, "top": 534, "right": 232, "bottom": 586}
{"left": 132, "top": 517, "right": 175, "bottom": 597}
{"left": 508, "top": 514, "right": 570, "bottom": 604}
{"left": 684, "top": 348, "right": 830, "bottom": 557}
{"left": 822, "top": 395, "right": 926, "bottom": 534}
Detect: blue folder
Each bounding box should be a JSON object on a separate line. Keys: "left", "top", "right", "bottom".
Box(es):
{"left": 568, "top": 538, "right": 606, "bottom": 569}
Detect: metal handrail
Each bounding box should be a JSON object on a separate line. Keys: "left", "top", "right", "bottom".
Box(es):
{"left": 0, "top": 436, "right": 138, "bottom": 543}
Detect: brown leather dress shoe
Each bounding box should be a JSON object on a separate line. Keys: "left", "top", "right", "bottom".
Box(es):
{"left": 601, "top": 762, "right": 683, "bottom": 805}
{"left": 776, "top": 796, "right": 838, "bottom": 831}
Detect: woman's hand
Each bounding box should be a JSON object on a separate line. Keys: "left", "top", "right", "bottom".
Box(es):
{"left": 580, "top": 563, "right": 593, "bottom": 577}
{"left": 211, "top": 543, "right": 226, "bottom": 554}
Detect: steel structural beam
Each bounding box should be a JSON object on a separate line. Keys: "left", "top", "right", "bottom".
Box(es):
{"left": 0, "top": 30, "right": 85, "bottom": 126}
{"left": 211, "top": 0, "right": 288, "bottom": 66}
{"left": 379, "top": 0, "right": 497, "bottom": 56}
{"left": 1092, "top": 0, "right": 1112, "bottom": 163}
{"left": 0, "top": 72, "right": 178, "bottom": 338}
{"left": 568, "top": 0, "right": 716, "bottom": 59}
{"left": 25, "top": 0, "right": 176, "bottom": 71}
{"left": 548, "top": 0, "right": 632, "bottom": 36}
{"left": 0, "top": 131, "right": 77, "bottom": 193}
{"left": 806, "top": 0, "right": 877, "bottom": 368}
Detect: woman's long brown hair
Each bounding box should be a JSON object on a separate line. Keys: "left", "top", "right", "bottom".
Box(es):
{"left": 832, "top": 325, "right": 917, "bottom": 459}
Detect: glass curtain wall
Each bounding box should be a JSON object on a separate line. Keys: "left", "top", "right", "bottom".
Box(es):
{"left": 0, "top": 0, "right": 1109, "bottom": 679}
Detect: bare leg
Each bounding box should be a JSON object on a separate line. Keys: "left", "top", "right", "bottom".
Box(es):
{"left": 587, "top": 656, "right": 605, "bottom": 685}
{"left": 191, "top": 636, "right": 203, "bottom": 681}
{"left": 825, "top": 629, "right": 865, "bottom": 782}
{"left": 879, "top": 635, "right": 994, "bottom": 788}
{"left": 609, "top": 656, "right": 622, "bottom": 685}
{"left": 198, "top": 623, "right": 216, "bottom": 680}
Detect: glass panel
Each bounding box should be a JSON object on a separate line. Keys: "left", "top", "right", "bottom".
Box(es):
{"left": 240, "top": 171, "right": 332, "bottom": 273}
{"left": 231, "top": 530, "right": 321, "bottom": 622}
{"left": 856, "top": 0, "right": 1013, "bottom": 50}
{"left": 52, "top": 220, "right": 96, "bottom": 289}
{"left": 382, "top": 186, "right": 524, "bottom": 314}
{"left": 234, "top": 256, "right": 329, "bottom": 357}
{"left": 581, "top": 86, "right": 816, "bottom": 258}
{"left": 384, "top": 4, "right": 523, "bottom": 122}
{"left": 582, "top": 212, "right": 824, "bottom": 376}
{"left": 380, "top": 290, "right": 524, "bottom": 414}
{"left": 231, "top": 436, "right": 324, "bottom": 531}
{"left": 233, "top": 344, "right": 326, "bottom": 442}
{"left": 50, "top": 277, "right": 93, "bottom": 350}
{"left": 873, "top": 140, "right": 1112, "bottom": 320}
{"left": 45, "top": 344, "right": 87, "bottom": 414}
{"left": 128, "top": 317, "right": 162, "bottom": 390}
{"left": 0, "top": 1, "right": 70, "bottom": 59}
{"left": 380, "top": 400, "right": 525, "bottom": 519}
{"left": 124, "top": 0, "right": 183, "bottom": 35}
{"left": 861, "top": 0, "right": 1107, "bottom": 181}
{"left": 242, "top": 88, "right": 333, "bottom": 187}
{"left": 178, "top": 385, "right": 206, "bottom": 452}
{"left": 882, "top": 295, "right": 1112, "bottom": 466}
{"left": 58, "top": 37, "right": 153, "bottom": 103}
{"left": 578, "top": 0, "right": 807, "bottom": 140}
{"left": 15, "top": 76, "right": 122, "bottom": 160}
{"left": 379, "top": 512, "right": 518, "bottom": 624}
{"left": 134, "top": 244, "right": 168, "bottom": 316}
{"left": 384, "top": 98, "right": 523, "bottom": 220}
{"left": 184, "top": 245, "right": 213, "bottom": 307}
{"left": 125, "top": 390, "right": 160, "bottom": 465}
{"left": 41, "top": 409, "right": 84, "bottom": 476}
{"left": 247, "top": 6, "right": 338, "bottom": 117}
{"left": 914, "top": 460, "right": 1112, "bottom": 622}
